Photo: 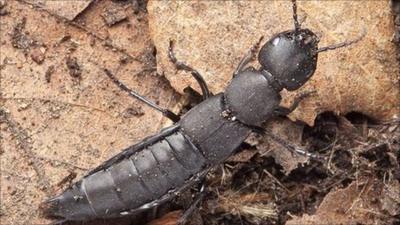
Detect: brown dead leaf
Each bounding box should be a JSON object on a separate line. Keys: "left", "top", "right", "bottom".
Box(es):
{"left": 102, "top": 5, "right": 128, "bottom": 27}
{"left": 0, "top": 0, "right": 9, "bottom": 16}
{"left": 24, "top": 0, "right": 93, "bottom": 21}
{"left": 257, "top": 118, "right": 309, "bottom": 174}
{"left": 149, "top": 1, "right": 399, "bottom": 126}
{"left": 227, "top": 148, "right": 257, "bottom": 163}
{"left": 381, "top": 180, "right": 400, "bottom": 216}
{"left": 147, "top": 210, "right": 182, "bottom": 225}
{"left": 1, "top": 1, "right": 177, "bottom": 224}
{"left": 286, "top": 179, "right": 386, "bottom": 225}
{"left": 228, "top": 117, "right": 309, "bottom": 173}
{"left": 217, "top": 191, "right": 276, "bottom": 224}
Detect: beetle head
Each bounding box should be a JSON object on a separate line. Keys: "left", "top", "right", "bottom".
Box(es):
{"left": 258, "top": 28, "right": 319, "bottom": 91}
{"left": 257, "top": 0, "right": 365, "bottom": 91}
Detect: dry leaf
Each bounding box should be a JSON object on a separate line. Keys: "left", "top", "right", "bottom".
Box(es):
{"left": 1, "top": 1, "right": 177, "bottom": 224}
{"left": 286, "top": 179, "right": 385, "bottom": 225}
{"left": 24, "top": 0, "right": 93, "bottom": 21}
{"left": 147, "top": 210, "right": 182, "bottom": 225}
{"left": 257, "top": 118, "right": 309, "bottom": 174}
{"left": 218, "top": 191, "right": 276, "bottom": 224}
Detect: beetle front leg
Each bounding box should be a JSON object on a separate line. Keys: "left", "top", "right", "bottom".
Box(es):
{"left": 233, "top": 36, "right": 264, "bottom": 77}
{"left": 274, "top": 90, "right": 316, "bottom": 116}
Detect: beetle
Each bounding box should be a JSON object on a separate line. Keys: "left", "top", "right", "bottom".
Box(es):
{"left": 42, "top": 0, "right": 365, "bottom": 224}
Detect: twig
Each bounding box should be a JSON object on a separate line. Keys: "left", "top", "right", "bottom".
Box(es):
{"left": 263, "top": 169, "right": 290, "bottom": 193}
{"left": 0, "top": 109, "right": 52, "bottom": 195}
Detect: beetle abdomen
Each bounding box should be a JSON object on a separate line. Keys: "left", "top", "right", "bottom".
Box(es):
{"left": 43, "top": 130, "right": 206, "bottom": 221}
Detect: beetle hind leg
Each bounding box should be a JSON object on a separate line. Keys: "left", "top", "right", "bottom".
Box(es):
{"left": 104, "top": 69, "right": 180, "bottom": 122}
{"left": 177, "top": 184, "right": 206, "bottom": 225}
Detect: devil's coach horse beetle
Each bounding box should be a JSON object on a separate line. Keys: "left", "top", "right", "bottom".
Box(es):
{"left": 42, "top": 0, "right": 365, "bottom": 223}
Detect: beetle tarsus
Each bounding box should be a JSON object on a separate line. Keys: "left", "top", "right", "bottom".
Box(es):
{"left": 244, "top": 124, "right": 324, "bottom": 160}
{"left": 262, "top": 127, "right": 325, "bottom": 161}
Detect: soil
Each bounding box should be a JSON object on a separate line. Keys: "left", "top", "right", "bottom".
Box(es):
{"left": 0, "top": 1, "right": 399, "bottom": 225}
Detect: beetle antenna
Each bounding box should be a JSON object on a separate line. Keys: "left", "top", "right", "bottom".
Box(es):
{"left": 291, "top": 0, "right": 301, "bottom": 33}
{"left": 316, "top": 28, "right": 367, "bottom": 53}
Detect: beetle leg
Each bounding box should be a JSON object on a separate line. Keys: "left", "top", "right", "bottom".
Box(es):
{"left": 233, "top": 36, "right": 264, "bottom": 77}
{"left": 49, "top": 218, "right": 67, "bottom": 225}
{"left": 117, "top": 169, "right": 209, "bottom": 219}
{"left": 177, "top": 183, "right": 206, "bottom": 225}
{"left": 246, "top": 125, "right": 325, "bottom": 161}
{"left": 262, "top": 128, "right": 325, "bottom": 160}
{"left": 274, "top": 90, "right": 316, "bottom": 116}
{"left": 104, "top": 69, "right": 180, "bottom": 122}
{"left": 168, "top": 40, "right": 211, "bottom": 100}
{"left": 243, "top": 66, "right": 257, "bottom": 73}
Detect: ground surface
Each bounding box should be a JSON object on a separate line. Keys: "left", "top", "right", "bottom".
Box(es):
{"left": 0, "top": 1, "right": 399, "bottom": 225}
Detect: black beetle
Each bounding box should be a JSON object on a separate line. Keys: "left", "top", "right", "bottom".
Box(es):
{"left": 42, "top": 0, "right": 365, "bottom": 223}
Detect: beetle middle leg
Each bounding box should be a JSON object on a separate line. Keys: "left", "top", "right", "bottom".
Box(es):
{"left": 274, "top": 90, "right": 316, "bottom": 116}
{"left": 168, "top": 40, "right": 211, "bottom": 100}
{"left": 246, "top": 124, "right": 324, "bottom": 160}
{"left": 262, "top": 128, "right": 325, "bottom": 160}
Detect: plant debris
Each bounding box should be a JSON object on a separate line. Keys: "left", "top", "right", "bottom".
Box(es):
{"left": 392, "top": 0, "right": 400, "bottom": 44}
{"left": 65, "top": 56, "right": 82, "bottom": 79}
{"left": 147, "top": 210, "right": 182, "bottom": 225}
{"left": 102, "top": 6, "right": 128, "bottom": 26}
{"left": 216, "top": 191, "right": 277, "bottom": 224}
{"left": 30, "top": 48, "right": 46, "bottom": 64}
{"left": 121, "top": 106, "right": 145, "bottom": 118}
{"left": 381, "top": 180, "right": 400, "bottom": 216}
{"left": 0, "top": 0, "right": 9, "bottom": 16}
{"left": 10, "top": 17, "right": 34, "bottom": 50}
{"left": 45, "top": 65, "right": 55, "bottom": 83}
{"left": 24, "top": 0, "right": 93, "bottom": 21}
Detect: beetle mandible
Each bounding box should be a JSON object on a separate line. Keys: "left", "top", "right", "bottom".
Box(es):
{"left": 42, "top": 0, "right": 365, "bottom": 223}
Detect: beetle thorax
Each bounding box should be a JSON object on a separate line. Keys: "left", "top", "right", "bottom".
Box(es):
{"left": 224, "top": 70, "right": 281, "bottom": 127}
